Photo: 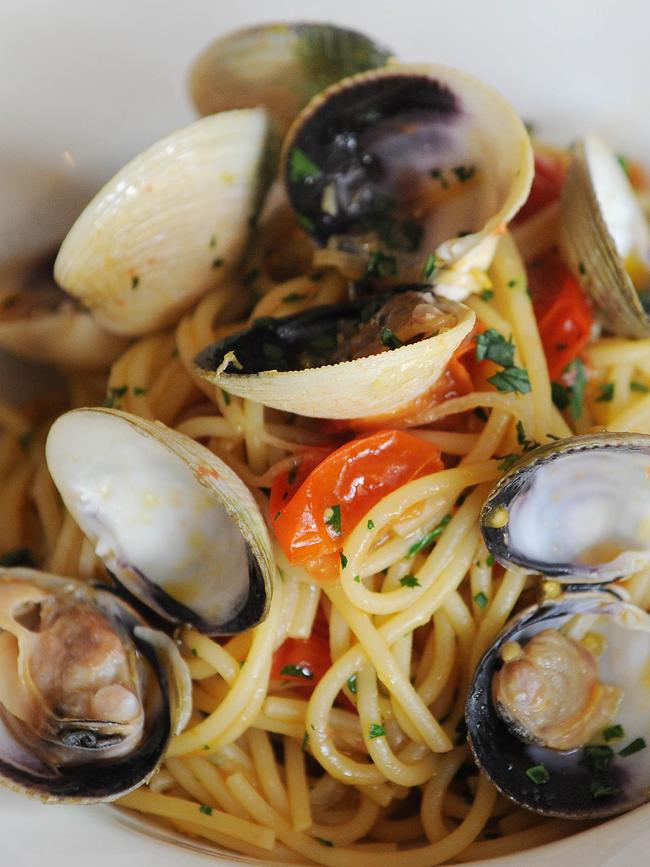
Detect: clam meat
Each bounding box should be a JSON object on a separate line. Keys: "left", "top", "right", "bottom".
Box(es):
{"left": 0, "top": 568, "right": 190, "bottom": 803}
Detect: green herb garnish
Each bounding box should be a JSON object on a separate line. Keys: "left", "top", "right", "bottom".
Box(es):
{"left": 525, "top": 764, "right": 550, "bottom": 785}
{"left": 488, "top": 367, "right": 532, "bottom": 394}
{"left": 480, "top": 289, "right": 494, "bottom": 301}
{"left": 347, "top": 674, "right": 358, "bottom": 695}
{"left": 603, "top": 724, "right": 624, "bottom": 741}
{"left": 380, "top": 327, "right": 403, "bottom": 350}
{"left": 367, "top": 519, "right": 375, "bottom": 530}
{"left": 282, "top": 292, "right": 307, "bottom": 303}
{"left": 476, "top": 328, "right": 516, "bottom": 368}
{"left": 325, "top": 504, "right": 342, "bottom": 535}
{"left": 453, "top": 165, "right": 476, "bottom": 182}
{"left": 619, "top": 737, "right": 646, "bottom": 757}
{"left": 199, "top": 804, "right": 213, "bottom": 816}
{"left": 339, "top": 551, "right": 348, "bottom": 569}
{"left": 422, "top": 253, "right": 437, "bottom": 279}
{"left": 280, "top": 663, "right": 313, "bottom": 679}
{"left": 365, "top": 250, "right": 398, "bottom": 279}
{"left": 473, "top": 591, "right": 489, "bottom": 609}
{"left": 0, "top": 548, "right": 35, "bottom": 568}
{"left": 302, "top": 731, "right": 310, "bottom": 751}
{"left": 408, "top": 514, "right": 452, "bottom": 556}
{"left": 315, "top": 838, "right": 334, "bottom": 847}
{"left": 591, "top": 782, "right": 616, "bottom": 799}
{"left": 567, "top": 358, "right": 587, "bottom": 420}
{"left": 400, "top": 574, "right": 420, "bottom": 588}
{"left": 596, "top": 382, "right": 615, "bottom": 402}
{"left": 368, "top": 723, "right": 385, "bottom": 739}
{"left": 498, "top": 454, "right": 519, "bottom": 471}
{"left": 551, "top": 380, "right": 570, "bottom": 410}
{"left": 486, "top": 554, "right": 495, "bottom": 567}
{"left": 631, "top": 380, "right": 649, "bottom": 393}
{"left": 290, "top": 147, "right": 320, "bottom": 182}
{"left": 212, "top": 257, "right": 224, "bottom": 269}
{"left": 131, "top": 275, "right": 139, "bottom": 290}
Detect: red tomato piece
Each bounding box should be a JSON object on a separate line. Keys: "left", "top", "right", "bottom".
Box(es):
{"left": 529, "top": 251, "right": 594, "bottom": 379}
{"left": 271, "top": 618, "right": 331, "bottom": 688}
{"left": 514, "top": 152, "right": 566, "bottom": 225}
{"left": 271, "top": 430, "right": 444, "bottom": 582}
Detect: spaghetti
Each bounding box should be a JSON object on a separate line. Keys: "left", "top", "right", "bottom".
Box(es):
{"left": 2, "top": 144, "right": 650, "bottom": 866}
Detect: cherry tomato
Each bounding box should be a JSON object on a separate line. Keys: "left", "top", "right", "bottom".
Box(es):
{"left": 271, "top": 613, "right": 331, "bottom": 688}
{"left": 271, "top": 430, "right": 443, "bottom": 582}
{"left": 514, "top": 152, "right": 566, "bottom": 225}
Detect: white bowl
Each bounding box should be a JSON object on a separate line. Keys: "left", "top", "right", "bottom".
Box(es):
{"left": 2, "top": 1, "right": 649, "bottom": 864}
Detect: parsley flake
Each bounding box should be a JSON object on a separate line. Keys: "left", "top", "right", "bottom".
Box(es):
{"left": 525, "top": 764, "right": 550, "bottom": 785}
{"left": 212, "top": 257, "right": 224, "bottom": 269}
{"left": 473, "top": 591, "right": 489, "bottom": 609}
{"left": 453, "top": 165, "right": 476, "bottom": 182}
{"left": 408, "top": 514, "right": 451, "bottom": 556}
{"left": 603, "top": 724, "right": 624, "bottom": 741}
{"left": 367, "top": 519, "right": 375, "bottom": 530}
{"left": 199, "top": 804, "right": 213, "bottom": 816}
{"left": 567, "top": 358, "right": 587, "bottom": 420}
{"left": 400, "top": 574, "right": 420, "bottom": 587}
{"left": 498, "top": 453, "right": 519, "bottom": 471}
{"left": 380, "top": 327, "right": 403, "bottom": 349}
{"left": 365, "top": 250, "right": 398, "bottom": 278}
{"left": 353, "top": 574, "right": 361, "bottom": 583}
{"left": 631, "top": 380, "right": 649, "bottom": 393}
{"left": 619, "top": 737, "right": 646, "bottom": 757}
{"left": 282, "top": 292, "right": 307, "bottom": 303}
{"left": 475, "top": 328, "right": 516, "bottom": 368}
{"left": 486, "top": 554, "right": 495, "bottom": 567}
{"left": 368, "top": 723, "right": 385, "bottom": 739}
{"left": 302, "top": 731, "right": 310, "bottom": 751}
{"left": 324, "top": 504, "right": 342, "bottom": 535}
{"left": 489, "top": 366, "right": 532, "bottom": 394}
{"left": 290, "top": 147, "right": 320, "bottom": 182}
{"left": 280, "top": 663, "right": 313, "bottom": 679}
{"left": 339, "top": 551, "right": 348, "bottom": 569}
{"left": 596, "top": 382, "right": 615, "bottom": 402}
{"left": 347, "top": 674, "right": 358, "bottom": 695}
{"left": 422, "top": 253, "right": 437, "bottom": 278}
{"left": 480, "top": 289, "right": 494, "bottom": 301}
{"left": 131, "top": 275, "right": 139, "bottom": 290}
{"left": 315, "top": 838, "right": 334, "bottom": 847}
{"left": 0, "top": 548, "right": 35, "bottom": 568}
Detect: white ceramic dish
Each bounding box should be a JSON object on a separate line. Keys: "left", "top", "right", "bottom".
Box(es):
{"left": 1, "top": 0, "right": 649, "bottom": 863}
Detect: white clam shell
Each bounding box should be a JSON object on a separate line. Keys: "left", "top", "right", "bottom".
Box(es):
{"left": 197, "top": 298, "right": 475, "bottom": 419}
{"left": 54, "top": 110, "right": 271, "bottom": 337}
{"left": 560, "top": 134, "right": 650, "bottom": 337}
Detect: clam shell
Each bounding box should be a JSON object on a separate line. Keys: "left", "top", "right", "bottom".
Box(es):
{"left": 467, "top": 590, "right": 650, "bottom": 819}
{"left": 559, "top": 135, "right": 650, "bottom": 337}
{"left": 481, "top": 432, "right": 650, "bottom": 582}
{"left": 54, "top": 111, "right": 271, "bottom": 337}
{"left": 0, "top": 250, "right": 128, "bottom": 370}
{"left": 45, "top": 408, "right": 273, "bottom": 634}
{"left": 282, "top": 63, "right": 533, "bottom": 299}
{"left": 194, "top": 293, "right": 475, "bottom": 419}
{"left": 0, "top": 568, "right": 189, "bottom": 803}
{"left": 190, "top": 22, "right": 392, "bottom": 137}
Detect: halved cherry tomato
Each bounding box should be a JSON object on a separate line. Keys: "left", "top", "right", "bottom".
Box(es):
{"left": 271, "top": 612, "right": 331, "bottom": 688}
{"left": 528, "top": 250, "right": 594, "bottom": 379}
{"left": 271, "top": 430, "right": 444, "bottom": 582}
{"left": 269, "top": 446, "right": 334, "bottom": 520}
{"left": 514, "top": 152, "right": 566, "bottom": 225}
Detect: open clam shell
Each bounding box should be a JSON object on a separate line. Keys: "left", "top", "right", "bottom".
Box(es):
{"left": 45, "top": 408, "right": 274, "bottom": 634}
{"left": 559, "top": 135, "right": 650, "bottom": 337}
{"left": 481, "top": 432, "right": 650, "bottom": 582}
{"left": 194, "top": 288, "right": 475, "bottom": 419}
{"left": 281, "top": 63, "right": 533, "bottom": 298}
{"left": 190, "top": 22, "right": 392, "bottom": 137}
{"left": 0, "top": 568, "right": 190, "bottom": 803}
{"left": 467, "top": 590, "right": 650, "bottom": 819}
{"left": 0, "top": 250, "right": 128, "bottom": 370}
{"left": 54, "top": 111, "right": 271, "bottom": 337}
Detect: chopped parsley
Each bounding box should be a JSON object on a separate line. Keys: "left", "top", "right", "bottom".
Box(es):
{"left": 579, "top": 261, "right": 587, "bottom": 275}
{"left": 302, "top": 731, "right": 310, "bottom": 751}
{"left": 596, "top": 382, "right": 615, "bottom": 402}
{"left": 603, "top": 724, "right": 624, "bottom": 741}
{"left": 297, "top": 214, "right": 315, "bottom": 232}
{"left": 199, "top": 804, "right": 213, "bottom": 816}
{"left": 353, "top": 574, "right": 361, "bottom": 583}
{"left": 347, "top": 674, "right": 358, "bottom": 695}
{"left": 191, "top": 648, "right": 198, "bottom": 657}
{"left": 133, "top": 386, "right": 147, "bottom": 396}
{"left": 131, "top": 275, "right": 139, "bottom": 290}
{"left": 498, "top": 453, "right": 519, "bottom": 471}
{"left": 0, "top": 547, "right": 35, "bottom": 568}
{"left": 473, "top": 591, "right": 489, "bottom": 609}
{"left": 476, "top": 329, "right": 516, "bottom": 367}
{"left": 399, "top": 574, "right": 420, "bottom": 587}
{"left": 591, "top": 782, "right": 616, "bottom": 799}
{"left": 422, "top": 253, "right": 437, "bottom": 279}
{"left": 619, "top": 737, "right": 646, "bottom": 757}
{"left": 631, "top": 380, "right": 649, "bottom": 393}
{"left": 102, "top": 385, "right": 128, "bottom": 408}
{"left": 486, "top": 554, "right": 495, "bottom": 567}
{"left": 567, "top": 358, "right": 587, "bottom": 420}
{"left": 480, "top": 289, "right": 494, "bottom": 301}
{"left": 584, "top": 744, "right": 614, "bottom": 772}
{"left": 324, "top": 504, "right": 342, "bottom": 535}
{"left": 289, "top": 147, "right": 320, "bottom": 183}
{"left": 551, "top": 380, "right": 570, "bottom": 411}
{"left": 367, "top": 519, "right": 375, "bottom": 530}
{"left": 368, "top": 723, "right": 385, "bottom": 739}
{"left": 212, "top": 257, "right": 224, "bottom": 269}
{"left": 515, "top": 420, "right": 539, "bottom": 452}
{"left": 488, "top": 366, "right": 531, "bottom": 394}
{"left": 282, "top": 292, "right": 308, "bottom": 303}
{"left": 408, "top": 514, "right": 451, "bottom": 556}
{"left": 339, "top": 551, "right": 348, "bottom": 569}
{"left": 380, "top": 327, "right": 403, "bottom": 349}
{"left": 315, "top": 838, "right": 334, "bottom": 847}
{"left": 203, "top": 744, "right": 211, "bottom": 750}
{"left": 280, "top": 663, "right": 313, "bottom": 679}
{"left": 525, "top": 764, "right": 550, "bottom": 785}
{"left": 365, "top": 250, "right": 398, "bottom": 279}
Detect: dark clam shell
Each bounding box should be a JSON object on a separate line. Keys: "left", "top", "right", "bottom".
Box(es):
{"left": 467, "top": 590, "right": 647, "bottom": 819}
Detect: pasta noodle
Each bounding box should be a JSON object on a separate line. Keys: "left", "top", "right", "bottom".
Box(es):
{"left": 3, "top": 144, "right": 650, "bottom": 865}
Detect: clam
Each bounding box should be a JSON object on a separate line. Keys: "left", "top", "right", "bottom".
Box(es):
{"left": 0, "top": 567, "right": 190, "bottom": 803}
{"left": 45, "top": 408, "right": 273, "bottom": 634}
{"left": 481, "top": 432, "right": 650, "bottom": 582}
{"left": 54, "top": 111, "right": 271, "bottom": 337}
{"left": 560, "top": 134, "right": 650, "bottom": 337}
{"left": 194, "top": 287, "right": 475, "bottom": 419}
{"left": 189, "top": 22, "right": 392, "bottom": 137}
{"left": 467, "top": 589, "right": 650, "bottom": 819}
{"left": 281, "top": 64, "right": 534, "bottom": 298}
{"left": 0, "top": 249, "right": 128, "bottom": 370}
